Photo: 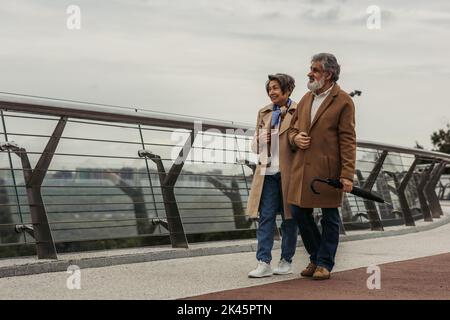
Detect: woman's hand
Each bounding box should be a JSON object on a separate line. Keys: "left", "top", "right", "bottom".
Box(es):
{"left": 259, "top": 130, "right": 270, "bottom": 144}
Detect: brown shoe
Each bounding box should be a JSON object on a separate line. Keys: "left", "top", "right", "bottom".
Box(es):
{"left": 300, "top": 262, "right": 317, "bottom": 277}
{"left": 312, "top": 266, "right": 331, "bottom": 280}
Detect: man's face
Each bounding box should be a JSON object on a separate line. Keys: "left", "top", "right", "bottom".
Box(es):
{"left": 267, "top": 80, "right": 290, "bottom": 106}
{"left": 307, "top": 61, "right": 330, "bottom": 92}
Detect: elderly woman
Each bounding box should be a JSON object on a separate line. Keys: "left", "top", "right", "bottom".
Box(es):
{"left": 246, "top": 73, "right": 300, "bottom": 278}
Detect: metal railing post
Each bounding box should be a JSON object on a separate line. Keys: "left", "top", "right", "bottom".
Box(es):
{"left": 416, "top": 162, "right": 435, "bottom": 221}
{"left": 375, "top": 173, "right": 395, "bottom": 219}
{"left": 425, "top": 161, "right": 447, "bottom": 218}
{"left": 397, "top": 158, "right": 419, "bottom": 226}
{"left": 8, "top": 117, "right": 67, "bottom": 259}
{"left": 144, "top": 130, "right": 197, "bottom": 249}
{"left": 358, "top": 150, "right": 388, "bottom": 231}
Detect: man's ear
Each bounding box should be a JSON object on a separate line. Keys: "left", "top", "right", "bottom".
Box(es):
{"left": 325, "top": 72, "right": 332, "bottom": 81}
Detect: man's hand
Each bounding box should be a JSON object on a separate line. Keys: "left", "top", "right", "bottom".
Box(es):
{"left": 294, "top": 132, "right": 311, "bottom": 149}
{"left": 340, "top": 178, "right": 353, "bottom": 193}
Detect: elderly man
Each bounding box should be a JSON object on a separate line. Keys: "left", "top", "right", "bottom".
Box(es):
{"left": 288, "top": 53, "right": 356, "bottom": 280}
{"left": 247, "top": 73, "right": 300, "bottom": 278}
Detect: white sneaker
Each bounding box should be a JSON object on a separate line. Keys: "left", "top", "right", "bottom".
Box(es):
{"left": 273, "top": 259, "right": 292, "bottom": 275}
{"left": 248, "top": 261, "right": 273, "bottom": 278}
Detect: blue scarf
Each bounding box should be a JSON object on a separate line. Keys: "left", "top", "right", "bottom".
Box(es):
{"left": 271, "top": 98, "right": 292, "bottom": 127}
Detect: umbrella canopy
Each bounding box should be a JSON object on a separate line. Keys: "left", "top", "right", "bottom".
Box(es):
{"left": 310, "top": 178, "right": 391, "bottom": 205}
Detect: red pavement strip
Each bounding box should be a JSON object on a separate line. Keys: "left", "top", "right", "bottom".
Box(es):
{"left": 184, "top": 253, "right": 450, "bottom": 300}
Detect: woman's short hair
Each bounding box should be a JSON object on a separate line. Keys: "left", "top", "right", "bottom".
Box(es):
{"left": 265, "top": 73, "right": 296, "bottom": 96}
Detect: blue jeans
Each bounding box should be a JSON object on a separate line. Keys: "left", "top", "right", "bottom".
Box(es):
{"left": 291, "top": 205, "right": 340, "bottom": 271}
{"left": 256, "top": 172, "right": 299, "bottom": 264}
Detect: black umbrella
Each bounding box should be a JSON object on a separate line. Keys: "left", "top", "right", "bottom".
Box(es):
{"left": 310, "top": 178, "right": 391, "bottom": 205}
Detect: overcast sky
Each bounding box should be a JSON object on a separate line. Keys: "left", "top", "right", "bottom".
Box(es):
{"left": 1, "top": 0, "right": 449, "bottom": 149}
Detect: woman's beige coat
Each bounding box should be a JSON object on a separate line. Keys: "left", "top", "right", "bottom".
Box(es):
{"left": 246, "top": 101, "right": 298, "bottom": 219}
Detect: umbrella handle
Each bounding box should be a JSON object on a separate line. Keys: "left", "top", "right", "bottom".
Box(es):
{"left": 310, "top": 178, "right": 328, "bottom": 195}
{"left": 310, "top": 178, "right": 344, "bottom": 195}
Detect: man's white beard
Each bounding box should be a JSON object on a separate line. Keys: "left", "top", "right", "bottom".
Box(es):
{"left": 307, "top": 77, "right": 325, "bottom": 92}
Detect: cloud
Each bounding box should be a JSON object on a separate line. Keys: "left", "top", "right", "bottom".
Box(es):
{"left": 300, "top": 6, "right": 341, "bottom": 22}
{"left": 0, "top": 0, "right": 449, "bottom": 150}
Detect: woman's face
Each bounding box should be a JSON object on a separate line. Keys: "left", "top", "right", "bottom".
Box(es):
{"left": 267, "top": 80, "right": 290, "bottom": 106}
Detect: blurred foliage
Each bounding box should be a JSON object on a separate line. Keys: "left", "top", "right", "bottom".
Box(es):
{"left": 431, "top": 123, "right": 450, "bottom": 154}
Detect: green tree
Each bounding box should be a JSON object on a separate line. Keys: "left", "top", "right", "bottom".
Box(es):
{"left": 431, "top": 123, "right": 450, "bottom": 154}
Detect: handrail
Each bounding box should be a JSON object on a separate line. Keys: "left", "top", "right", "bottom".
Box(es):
{"left": 357, "top": 140, "right": 450, "bottom": 161}
{"left": 1, "top": 93, "right": 449, "bottom": 162}
{"left": 0, "top": 93, "right": 252, "bottom": 133}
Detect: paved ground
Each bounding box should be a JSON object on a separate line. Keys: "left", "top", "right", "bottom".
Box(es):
{"left": 2, "top": 203, "right": 449, "bottom": 278}
{"left": 186, "top": 252, "right": 450, "bottom": 300}
{"left": 0, "top": 204, "right": 449, "bottom": 299}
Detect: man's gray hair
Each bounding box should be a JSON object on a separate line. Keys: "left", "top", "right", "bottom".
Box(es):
{"left": 311, "top": 53, "right": 340, "bottom": 82}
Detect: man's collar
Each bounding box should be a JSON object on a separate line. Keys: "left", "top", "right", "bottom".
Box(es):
{"left": 313, "top": 84, "right": 334, "bottom": 98}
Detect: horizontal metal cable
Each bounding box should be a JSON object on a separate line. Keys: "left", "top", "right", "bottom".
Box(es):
{"left": 0, "top": 214, "right": 255, "bottom": 228}
{"left": 182, "top": 220, "right": 250, "bottom": 225}
{"left": 52, "top": 224, "right": 139, "bottom": 231}
{"left": 5, "top": 150, "right": 252, "bottom": 164}
{"left": 178, "top": 207, "right": 245, "bottom": 210}
{"left": 6, "top": 207, "right": 248, "bottom": 215}
{"left": 0, "top": 222, "right": 21, "bottom": 227}
{"left": 183, "top": 228, "right": 255, "bottom": 235}
{"left": 1, "top": 152, "right": 413, "bottom": 169}
{"left": 2, "top": 114, "right": 254, "bottom": 140}
{"left": 51, "top": 219, "right": 249, "bottom": 231}
{"left": 3, "top": 113, "right": 174, "bottom": 132}
{"left": 0, "top": 242, "right": 31, "bottom": 247}
{"left": 45, "top": 215, "right": 252, "bottom": 225}
{"left": 46, "top": 208, "right": 156, "bottom": 214}
{"left": 0, "top": 167, "right": 250, "bottom": 179}
{"left": 0, "top": 200, "right": 249, "bottom": 207}
{"left": 50, "top": 233, "right": 172, "bottom": 244}
{"left": 180, "top": 214, "right": 251, "bottom": 219}
{"left": 2, "top": 199, "right": 248, "bottom": 205}
{"left": 10, "top": 193, "right": 247, "bottom": 197}
{"left": 5, "top": 132, "right": 252, "bottom": 153}
{"left": 0, "top": 230, "right": 250, "bottom": 247}
{"left": 0, "top": 184, "right": 250, "bottom": 190}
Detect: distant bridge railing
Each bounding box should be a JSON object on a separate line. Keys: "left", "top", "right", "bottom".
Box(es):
{"left": 0, "top": 93, "right": 448, "bottom": 259}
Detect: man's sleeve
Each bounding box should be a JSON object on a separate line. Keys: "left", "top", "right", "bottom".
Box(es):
{"left": 288, "top": 108, "right": 300, "bottom": 151}
{"left": 338, "top": 99, "right": 356, "bottom": 181}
